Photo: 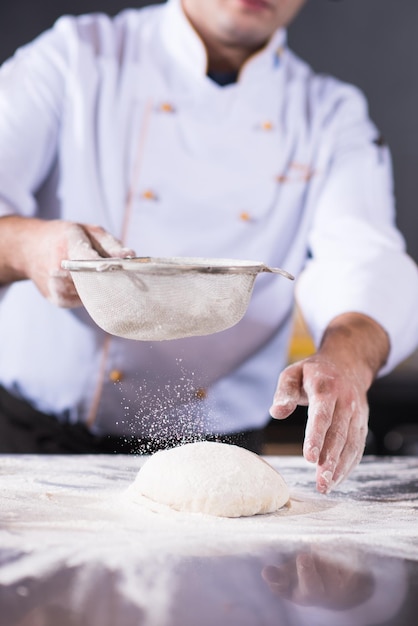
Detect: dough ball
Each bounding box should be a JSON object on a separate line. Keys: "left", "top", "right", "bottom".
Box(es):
{"left": 130, "top": 441, "right": 289, "bottom": 517}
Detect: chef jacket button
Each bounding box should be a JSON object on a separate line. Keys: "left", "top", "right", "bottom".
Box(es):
{"left": 109, "top": 369, "right": 123, "bottom": 383}
{"left": 159, "top": 102, "right": 175, "bottom": 113}
{"left": 275, "top": 174, "right": 287, "bottom": 183}
{"left": 141, "top": 189, "right": 158, "bottom": 201}
{"left": 239, "top": 211, "right": 252, "bottom": 222}
{"left": 195, "top": 388, "right": 207, "bottom": 400}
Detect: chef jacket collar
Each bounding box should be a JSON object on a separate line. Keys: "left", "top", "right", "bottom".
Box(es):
{"left": 161, "top": 0, "right": 287, "bottom": 85}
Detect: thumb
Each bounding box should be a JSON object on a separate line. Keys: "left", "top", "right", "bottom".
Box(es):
{"left": 269, "top": 363, "right": 305, "bottom": 420}
{"left": 66, "top": 225, "right": 102, "bottom": 261}
{"left": 82, "top": 224, "right": 136, "bottom": 258}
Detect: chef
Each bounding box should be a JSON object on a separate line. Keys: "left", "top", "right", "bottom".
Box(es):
{"left": 0, "top": 0, "right": 417, "bottom": 493}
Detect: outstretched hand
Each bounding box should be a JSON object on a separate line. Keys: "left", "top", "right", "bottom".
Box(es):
{"left": 270, "top": 353, "right": 369, "bottom": 493}
{"left": 270, "top": 313, "right": 390, "bottom": 493}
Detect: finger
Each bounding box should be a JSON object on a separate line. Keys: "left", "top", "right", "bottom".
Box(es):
{"left": 67, "top": 227, "right": 103, "bottom": 261}
{"left": 269, "top": 365, "right": 305, "bottom": 420}
{"left": 83, "top": 225, "right": 136, "bottom": 258}
{"left": 294, "top": 553, "right": 325, "bottom": 605}
{"left": 261, "top": 565, "right": 292, "bottom": 598}
{"left": 327, "top": 412, "right": 368, "bottom": 490}
{"left": 303, "top": 393, "right": 335, "bottom": 466}
{"left": 314, "top": 402, "right": 352, "bottom": 493}
{"left": 47, "top": 271, "right": 82, "bottom": 308}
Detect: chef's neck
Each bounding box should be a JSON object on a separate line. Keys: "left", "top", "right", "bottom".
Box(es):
{"left": 181, "top": 3, "right": 269, "bottom": 74}
{"left": 203, "top": 38, "right": 266, "bottom": 74}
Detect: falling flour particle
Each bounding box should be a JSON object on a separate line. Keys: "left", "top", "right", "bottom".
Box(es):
{"left": 129, "top": 441, "right": 290, "bottom": 518}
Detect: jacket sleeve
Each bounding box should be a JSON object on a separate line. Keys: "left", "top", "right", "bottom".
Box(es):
{"left": 296, "top": 82, "right": 418, "bottom": 375}
{"left": 0, "top": 19, "right": 72, "bottom": 219}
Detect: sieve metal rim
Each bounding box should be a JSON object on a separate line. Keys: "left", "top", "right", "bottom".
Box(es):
{"left": 61, "top": 257, "right": 294, "bottom": 279}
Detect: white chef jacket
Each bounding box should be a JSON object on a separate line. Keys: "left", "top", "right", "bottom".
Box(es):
{"left": 0, "top": 0, "right": 417, "bottom": 437}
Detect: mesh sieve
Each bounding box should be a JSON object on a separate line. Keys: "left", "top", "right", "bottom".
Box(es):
{"left": 61, "top": 257, "right": 294, "bottom": 341}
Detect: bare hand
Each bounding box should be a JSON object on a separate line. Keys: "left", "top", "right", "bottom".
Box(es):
{"left": 269, "top": 313, "right": 389, "bottom": 493}
{"left": 0, "top": 217, "right": 135, "bottom": 307}
{"left": 270, "top": 354, "right": 368, "bottom": 493}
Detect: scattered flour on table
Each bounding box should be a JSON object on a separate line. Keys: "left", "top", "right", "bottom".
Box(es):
{"left": 127, "top": 441, "right": 290, "bottom": 518}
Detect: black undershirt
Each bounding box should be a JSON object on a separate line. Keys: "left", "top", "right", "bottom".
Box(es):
{"left": 207, "top": 69, "right": 238, "bottom": 86}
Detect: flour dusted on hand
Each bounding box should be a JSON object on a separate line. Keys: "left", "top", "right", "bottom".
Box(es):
{"left": 129, "top": 441, "right": 289, "bottom": 517}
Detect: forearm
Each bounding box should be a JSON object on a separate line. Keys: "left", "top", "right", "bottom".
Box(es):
{"left": 317, "top": 312, "right": 390, "bottom": 390}
{"left": 0, "top": 215, "right": 43, "bottom": 285}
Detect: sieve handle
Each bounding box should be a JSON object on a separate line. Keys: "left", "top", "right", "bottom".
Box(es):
{"left": 261, "top": 265, "right": 295, "bottom": 281}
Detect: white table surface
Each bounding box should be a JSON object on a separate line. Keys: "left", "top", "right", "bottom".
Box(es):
{"left": 1, "top": 454, "right": 417, "bottom": 626}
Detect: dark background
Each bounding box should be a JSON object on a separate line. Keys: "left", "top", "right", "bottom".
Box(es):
{"left": 1, "top": 0, "right": 417, "bottom": 452}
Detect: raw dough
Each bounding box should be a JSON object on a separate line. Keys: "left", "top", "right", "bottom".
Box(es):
{"left": 129, "top": 441, "right": 289, "bottom": 517}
